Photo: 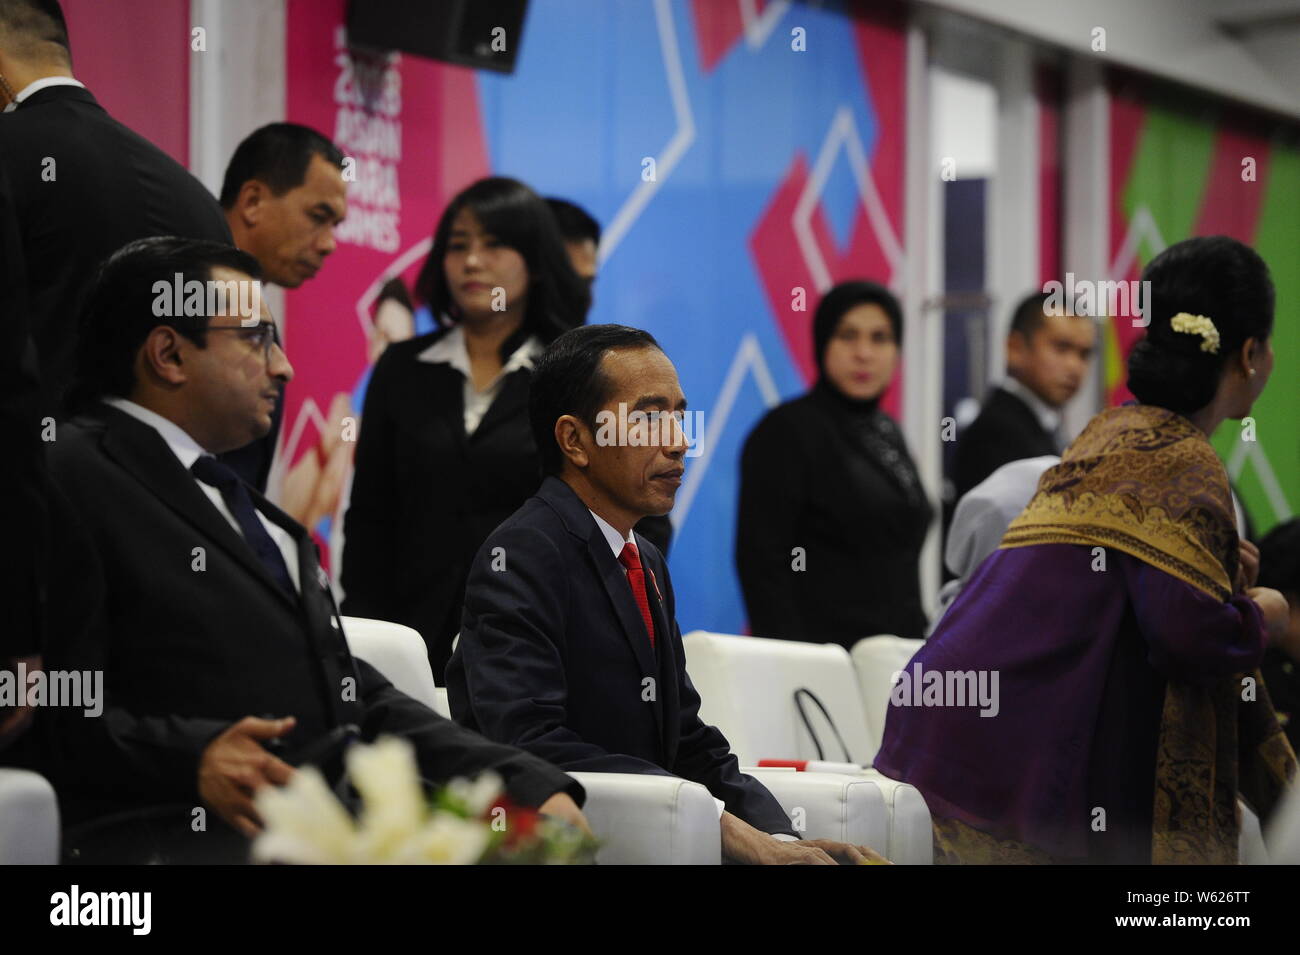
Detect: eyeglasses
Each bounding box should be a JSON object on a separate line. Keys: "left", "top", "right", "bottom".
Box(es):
{"left": 204, "top": 321, "right": 282, "bottom": 361}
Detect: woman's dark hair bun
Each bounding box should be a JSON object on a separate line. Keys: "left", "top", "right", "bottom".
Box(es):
{"left": 1126, "top": 235, "right": 1273, "bottom": 415}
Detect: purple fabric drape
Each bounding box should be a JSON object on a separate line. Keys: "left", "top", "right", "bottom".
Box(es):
{"left": 873, "top": 541, "right": 1266, "bottom": 859}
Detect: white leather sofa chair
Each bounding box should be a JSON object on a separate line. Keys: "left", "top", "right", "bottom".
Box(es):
{"left": 1239, "top": 800, "right": 1268, "bottom": 864}
{"left": 849, "top": 635, "right": 924, "bottom": 757}
{"left": 569, "top": 773, "right": 721, "bottom": 864}
{"left": 744, "top": 767, "right": 888, "bottom": 852}
{"left": 683, "top": 630, "right": 932, "bottom": 863}
{"left": 1267, "top": 784, "right": 1300, "bottom": 864}
{"left": 684, "top": 631, "right": 875, "bottom": 764}
{"left": 340, "top": 615, "right": 441, "bottom": 712}
{"left": 0, "top": 768, "right": 59, "bottom": 864}
{"left": 343, "top": 616, "right": 723, "bottom": 863}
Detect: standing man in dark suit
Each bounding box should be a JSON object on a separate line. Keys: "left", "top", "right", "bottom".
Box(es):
{"left": 31, "top": 238, "right": 585, "bottom": 860}
{"left": 218, "top": 123, "right": 347, "bottom": 491}
{"left": 447, "top": 324, "right": 883, "bottom": 865}
{"left": 0, "top": 0, "right": 232, "bottom": 419}
{"left": 952, "top": 291, "right": 1095, "bottom": 499}
{"left": 0, "top": 158, "right": 41, "bottom": 749}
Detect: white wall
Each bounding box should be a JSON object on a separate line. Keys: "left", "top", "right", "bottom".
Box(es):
{"left": 917, "top": 0, "right": 1300, "bottom": 120}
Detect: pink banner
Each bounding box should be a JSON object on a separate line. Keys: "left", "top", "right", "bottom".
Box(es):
{"left": 281, "top": 0, "right": 489, "bottom": 564}
{"left": 63, "top": 0, "right": 190, "bottom": 164}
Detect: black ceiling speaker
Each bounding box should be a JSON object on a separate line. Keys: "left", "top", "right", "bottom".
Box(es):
{"left": 346, "top": 0, "right": 530, "bottom": 74}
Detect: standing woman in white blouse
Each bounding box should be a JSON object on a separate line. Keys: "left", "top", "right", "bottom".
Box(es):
{"left": 341, "top": 177, "right": 589, "bottom": 675}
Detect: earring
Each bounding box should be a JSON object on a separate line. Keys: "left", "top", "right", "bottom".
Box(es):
{"left": 1250, "top": 369, "right": 1257, "bottom": 377}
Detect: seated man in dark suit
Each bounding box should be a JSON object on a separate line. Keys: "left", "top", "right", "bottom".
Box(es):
{"left": 29, "top": 237, "right": 585, "bottom": 861}
{"left": 952, "top": 291, "right": 1095, "bottom": 499}
{"left": 447, "top": 324, "right": 883, "bottom": 865}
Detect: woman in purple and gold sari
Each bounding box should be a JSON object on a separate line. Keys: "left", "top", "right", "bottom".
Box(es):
{"left": 875, "top": 236, "right": 1296, "bottom": 863}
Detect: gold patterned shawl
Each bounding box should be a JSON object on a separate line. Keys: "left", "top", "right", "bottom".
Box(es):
{"left": 998, "top": 404, "right": 1295, "bottom": 864}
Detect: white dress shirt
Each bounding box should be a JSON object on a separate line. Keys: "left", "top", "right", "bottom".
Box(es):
{"left": 416, "top": 325, "right": 543, "bottom": 435}
{"left": 103, "top": 398, "right": 301, "bottom": 593}
{"left": 3, "top": 75, "right": 86, "bottom": 112}
{"left": 588, "top": 508, "right": 634, "bottom": 568}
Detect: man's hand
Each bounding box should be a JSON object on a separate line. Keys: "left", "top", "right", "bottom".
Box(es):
{"left": 1247, "top": 587, "right": 1291, "bottom": 648}
{"left": 1237, "top": 539, "right": 1261, "bottom": 592}
{"left": 790, "top": 838, "right": 891, "bottom": 864}
{"left": 198, "top": 716, "right": 297, "bottom": 838}
{"left": 720, "top": 812, "right": 890, "bottom": 864}
{"left": 537, "top": 791, "right": 593, "bottom": 836}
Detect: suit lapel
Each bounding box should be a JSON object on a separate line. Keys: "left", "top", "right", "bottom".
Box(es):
{"left": 588, "top": 533, "right": 659, "bottom": 675}
{"left": 256, "top": 492, "right": 366, "bottom": 726}
{"left": 98, "top": 408, "right": 299, "bottom": 610}
{"left": 256, "top": 493, "right": 324, "bottom": 604}
{"left": 586, "top": 532, "right": 665, "bottom": 746}
{"left": 997, "top": 387, "right": 1056, "bottom": 447}
{"left": 641, "top": 556, "right": 680, "bottom": 763}
{"left": 471, "top": 368, "right": 530, "bottom": 444}
{"left": 414, "top": 359, "right": 469, "bottom": 454}
{"left": 537, "top": 477, "right": 667, "bottom": 745}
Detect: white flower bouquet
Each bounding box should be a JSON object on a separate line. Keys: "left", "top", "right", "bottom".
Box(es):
{"left": 251, "top": 736, "right": 596, "bottom": 865}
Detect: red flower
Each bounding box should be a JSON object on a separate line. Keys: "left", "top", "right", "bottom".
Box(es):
{"left": 487, "top": 796, "right": 541, "bottom": 848}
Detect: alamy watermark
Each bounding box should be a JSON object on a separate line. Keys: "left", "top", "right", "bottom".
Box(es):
{"left": 0, "top": 663, "right": 102, "bottom": 717}
{"left": 1043, "top": 272, "right": 1152, "bottom": 327}
{"left": 594, "top": 403, "right": 705, "bottom": 458}
{"left": 889, "top": 662, "right": 1000, "bottom": 717}
{"left": 152, "top": 274, "right": 263, "bottom": 324}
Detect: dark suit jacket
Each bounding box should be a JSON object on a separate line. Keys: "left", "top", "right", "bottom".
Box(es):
{"left": 0, "top": 159, "right": 43, "bottom": 665}
{"left": 446, "top": 476, "right": 794, "bottom": 836}
{"left": 737, "top": 385, "right": 933, "bottom": 645}
{"left": 0, "top": 85, "right": 232, "bottom": 418}
{"left": 30, "top": 403, "right": 580, "bottom": 827}
{"left": 952, "top": 385, "right": 1060, "bottom": 500}
{"left": 342, "top": 330, "right": 545, "bottom": 675}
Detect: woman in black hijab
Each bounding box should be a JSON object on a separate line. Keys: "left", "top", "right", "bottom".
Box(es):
{"left": 736, "top": 280, "right": 933, "bottom": 645}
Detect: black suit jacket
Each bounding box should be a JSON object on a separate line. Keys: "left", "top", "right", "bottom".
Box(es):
{"left": 342, "top": 330, "right": 544, "bottom": 674}
{"left": 0, "top": 85, "right": 232, "bottom": 418}
{"left": 0, "top": 158, "right": 43, "bottom": 665}
{"left": 446, "top": 476, "right": 794, "bottom": 836}
{"left": 736, "top": 386, "right": 933, "bottom": 645}
{"left": 30, "top": 403, "right": 580, "bottom": 826}
{"left": 952, "top": 385, "right": 1059, "bottom": 500}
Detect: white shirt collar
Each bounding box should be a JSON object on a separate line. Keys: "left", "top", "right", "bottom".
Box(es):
{"left": 587, "top": 508, "right": 634, "bottom": 559}
{"left": 1001, "top": 376, "right": 1061, "bottom": 434}
{"left": 102, "top": 397, "right": 209, "bottom": 470}
{"left": 416, "top": 324, "right": 543, "bottom": 383}
{"left": 3, "top": 76, "right": 85, "bottom": 113}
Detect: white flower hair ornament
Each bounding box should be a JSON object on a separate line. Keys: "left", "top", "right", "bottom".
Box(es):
{"left": 1169, "top": 312, "right": 1220, "bottom": 354}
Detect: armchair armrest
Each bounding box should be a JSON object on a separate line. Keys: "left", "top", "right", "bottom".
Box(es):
{"left": 567, "top": 772, "right": 720, "bottom": 865}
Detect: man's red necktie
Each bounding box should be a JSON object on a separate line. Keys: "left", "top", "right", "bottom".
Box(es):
{"left": 618, "top": 541, "right": 656, "bottom": 648}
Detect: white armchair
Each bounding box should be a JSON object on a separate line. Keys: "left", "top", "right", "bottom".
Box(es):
{"left": 849, "top": 635, "right": 924, "bottom": 757}
{"left": 683, "top": 630, "right": 933, "bottom": 863}
{"left": 568, "top": 773, "right": 721, "bottom": 864}
{"left": 343, "top": 616, "right": 722, "bottom": 863}
{"left": 683, "top": 631, "right": 875, "bottom": 763}
{"left": 0, "top": 768, "right": 59, "bottom": 864}
{"left": 340, "top": 615, "right": 441, "bottom": 712}
{"left": 744, "top": 767, "right": 888, "bottom": 851}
